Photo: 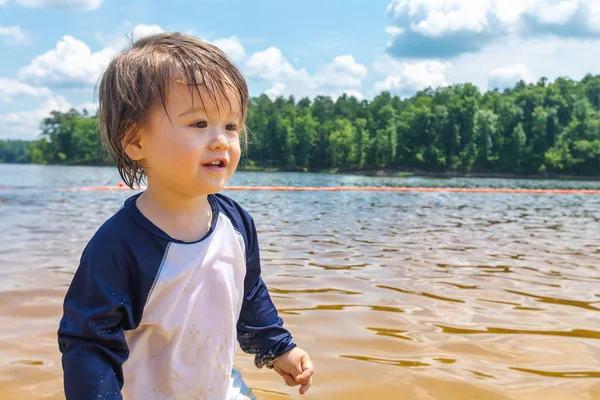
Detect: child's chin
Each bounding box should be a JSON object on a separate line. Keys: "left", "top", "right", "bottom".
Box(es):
{"left": 198, "top": 182, "right": 226, "bottom": 195}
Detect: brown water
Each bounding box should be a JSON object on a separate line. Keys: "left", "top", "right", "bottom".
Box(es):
{"left": 1, "top": 164, "right": 600, "bottom": 400}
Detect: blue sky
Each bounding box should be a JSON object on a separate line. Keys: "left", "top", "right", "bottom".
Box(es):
{"left": 2, "top": 0, "right": 600, "bottom": 140}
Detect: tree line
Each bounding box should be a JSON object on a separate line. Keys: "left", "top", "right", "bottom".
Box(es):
{"left": 2, "top": 75, "right": 600, "bottom": 176}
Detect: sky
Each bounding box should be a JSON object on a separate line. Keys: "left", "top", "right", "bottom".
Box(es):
{"left": 2, "top": 0, "right": 600, "bottom": 140}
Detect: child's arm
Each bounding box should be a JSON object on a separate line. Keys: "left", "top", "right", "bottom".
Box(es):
{"left": 236, "top": 212, "right": 297, "bottom": 366}
{"left": 58, "top": 239, "right": 135, "bottom": 400}
{"left": 237, "top": 274, "right": 296, "bottom": 366}
{"left": 237, "top": 276, "right": 314, "bottom": 394}
{"left": 236, "top": 215, "right": 314, "bottom": 394}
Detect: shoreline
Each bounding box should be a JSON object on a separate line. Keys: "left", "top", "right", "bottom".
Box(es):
{"left": 2, "top": 162, "right": 600, "bottom": 182}
{"left": 237, "top": 166, "right": 600, "bottom": 182}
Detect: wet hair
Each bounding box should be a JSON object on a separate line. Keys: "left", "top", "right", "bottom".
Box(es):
{"left": 97, "top": 32, "right": 249, "bottom": 189}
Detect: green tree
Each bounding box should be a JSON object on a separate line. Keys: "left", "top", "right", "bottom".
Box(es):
{"left": 328, "top": 118, "right": 356, "bottom": 168}
{"left": 473, "top": 109, "right": 498, "bottom": 170}
{"left": 4, "top": 74, "right": 600, "bottom": 177}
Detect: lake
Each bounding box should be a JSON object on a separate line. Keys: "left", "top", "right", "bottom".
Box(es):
{"left": 1, "top": 164, "right": 600, "bottom": 400}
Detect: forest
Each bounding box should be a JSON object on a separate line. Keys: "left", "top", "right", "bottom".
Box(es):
{"left": 2, "top": 74, "right": 600, "bottom": 176}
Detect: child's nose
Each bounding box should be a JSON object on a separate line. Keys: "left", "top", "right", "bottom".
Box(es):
{"left": 209, "top": 129, "right": 229, "bottom": 150}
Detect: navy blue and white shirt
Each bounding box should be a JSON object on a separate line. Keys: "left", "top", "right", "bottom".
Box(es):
{"left": 57, "top": 192, "right": 296, "bottom": 400}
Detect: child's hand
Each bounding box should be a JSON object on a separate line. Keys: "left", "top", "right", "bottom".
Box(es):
{"left": 272, "top": 347, "right": 314, "bottom": 395}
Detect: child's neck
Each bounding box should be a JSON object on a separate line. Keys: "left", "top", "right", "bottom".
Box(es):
{"left": 136, "top": 184, "right": 213, "bottom": 242}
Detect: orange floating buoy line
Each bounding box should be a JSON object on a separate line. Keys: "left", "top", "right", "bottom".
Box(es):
{"left": 53, "top": 184, "right": 600, "bottom": 195}
{"left": 225, "top": 186, "right": 600, "bottom": 194}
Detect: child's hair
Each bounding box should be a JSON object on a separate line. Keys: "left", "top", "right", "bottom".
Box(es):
{"left": 97, "top": 32, "right": 249, "bottom": 189}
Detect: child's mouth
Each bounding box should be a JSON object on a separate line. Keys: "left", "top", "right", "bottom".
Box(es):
{"left": 202, "top": 160, "right": 226, "bottom": 171}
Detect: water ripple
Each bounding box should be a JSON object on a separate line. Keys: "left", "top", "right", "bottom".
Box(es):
{"left": 2, "top": 166, "right": 600, "bottom": 399}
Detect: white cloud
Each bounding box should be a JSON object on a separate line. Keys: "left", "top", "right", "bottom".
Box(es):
{"left": 211, "top": 36, "right": 246, "bottom": 62}
{"left": 92, "top": 23, "right": 164, "bottom": 48}
{"left": 77, "top": 101, "right": 98, "bottom": 114}
{"left": 0, "top": 96, "right": 72, "bottom": 140}
{"left": 17, "top": 25, "right": 249, "bottom": 90}
{"left": 387, "top": 0, "right": 596, "bottom": 35}
{"left": 3, "top": 93, "right": 103, "bottom": 139}
{"left": 15, "top": 25, "right": 164, "bottom": 89}
{"left": 488, "top": 63, "right": 535, "bottom": 90}
{"left": 316, "top": 55, "right": 368, "bottom": 89}
{"left": 372, "top": 56, "right": 450, "bottom": 96}
{"left": 15, "top": 25, "right": 166, "bottom": 89}
{"left": 246, "top": 47, "right": 300, "bottom": 81}
{"left": 245, "top": 47, "right": 367, "bottom": 99}
{"left": 0, "top": 25, "right": 28, "bottom": 45}
{"left": 392, "top": 0, "right": 490, "bottom": 37}
{"left": 143, "top": 26, "right": 246, "bottom": 61}
{"left": 534, "top": 0, "right": 579, "bottom": 24}
{"left": 446, "top": 35, "right": 600, "bottom": 91}
{"left": 386, "top": 0, "right": 600, "bottom": 59}
{"left": 264, "top": 82, "right": 286, "bottom": 99}
{"left": 0, "top": 78, "right": 51, "bottom": 102}
{"left": 0, "top": 0, "right": 6, "bottom": 6}
{"left": 385, "top": 26, "right": 404, "bottom": 36}
{"left": 15, "top": 0, "right": 103, "bottom": 11}
{"left": 0, "top": 96, "right": 98, "bottom": 139}
{"left": 130, "top": 24, "right": 164, "bottom": 40}
{"left": 0, "top": 26, "right": 249, "bottom": 139}
{"left": 126, "top": 27, "right": 248, "bottom": 63}
{"left": 17, "top": 35, "right": 118, "bottom": 88}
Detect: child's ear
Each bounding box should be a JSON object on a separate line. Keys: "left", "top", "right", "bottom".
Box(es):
{"left": 123, "top": 127, "right": 144, "bottom": 161}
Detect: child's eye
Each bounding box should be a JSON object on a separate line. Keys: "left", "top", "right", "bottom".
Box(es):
{"left": 226, "top": 123, "right": 238, "bottom": 131}
{"left": 192, "top": 121, "right": 208, "bottom": 129}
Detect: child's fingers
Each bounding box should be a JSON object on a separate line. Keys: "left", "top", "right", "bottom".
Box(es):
{"left": 274, "top": 365, "right": 299, "bottom": 387}
{"left": 299, "top": 378, "right": 312, "bottom": 395}
{"left": 279, "top": 371, "right": 298, "bottom": 387}
{"left": 302, "top": 354, "right": 314, "bottom": 374}
{"left": 295, "top": 370, "right": 312, "bottom": 385}
{"left": 290, "top": 360, "right": 303, "bottom": 377}
{"left": 283, "top": 373, "right": 299, "bottom": 387}
{"left": 295, "top": 356, "right": 314, "bottom": 384}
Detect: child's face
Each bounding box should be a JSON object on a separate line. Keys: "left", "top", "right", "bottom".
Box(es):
{"left": 134, "top": 76, "right": 242, "bottom": 196}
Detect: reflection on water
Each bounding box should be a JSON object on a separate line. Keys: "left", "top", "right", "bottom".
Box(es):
{"left": 1, "top": 164, "right": 600, "bottom": 399}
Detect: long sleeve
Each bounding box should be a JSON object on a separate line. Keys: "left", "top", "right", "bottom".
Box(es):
{"left": 236, "top": 216, "right": 296, "bottom": 368}
{"left": 57, "top": 238, "right": 136, "bottom": 399}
